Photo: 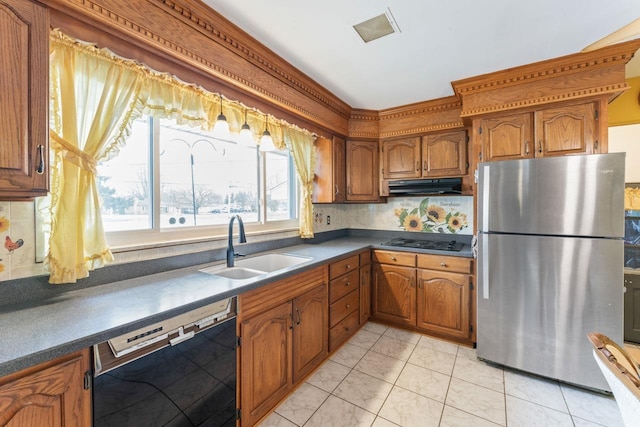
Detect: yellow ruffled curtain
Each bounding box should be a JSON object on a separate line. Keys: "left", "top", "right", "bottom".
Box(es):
{"left": 47, "top": 30, "right": 318, "bottom": 283}
{"left": 626, "top": 187, "right": 640, "bottom": 210}
{"left": 48, "top": 31, "right": 147, "bottom": 284}
{"left": 285, "top": 129, "right": 317, "bottom": 238}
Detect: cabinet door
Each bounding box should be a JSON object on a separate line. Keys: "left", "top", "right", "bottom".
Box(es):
{"left": 417, "top": 270, "right": 470, "bottom": 340}
{"left": 535, "top": 103, "right": 596, "bottom": 157}
{"left": 333, "top": 136, "right": 347, "bottom": 202}
{"left": 481, "top": 113, "right": 533, "bottom": 161}
{"left": 359, "top": 263, "right": 371, "bottom": 324}
{"left": 382, "top": 137, "right": 421, "bottom": 179}
{"left": 292, "top": 284, "right": 328, "bottom": 383}
{"left": 346, "top": 140, "right": 379, "bottom": 202}
{"left": 422, "top": 131, "right": 467, "bottom": 177}
{"left": 0, "top": 350, "right": 91, "bottom": 427}
{"left": 0, "top": 0, "right": 49, "bottom": 200}
{"left": 313, "top": 136, "right": 345, "bottom": 203}
{"left": 372, "top": 264, "right": 416, "bottom": 326}
{"left": 240, "top": 302, "right": 292, "bottom": 426}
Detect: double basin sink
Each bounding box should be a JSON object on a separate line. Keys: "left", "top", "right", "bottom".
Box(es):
{"left": 199, "top": 253, "right": 312, "bottom": 280}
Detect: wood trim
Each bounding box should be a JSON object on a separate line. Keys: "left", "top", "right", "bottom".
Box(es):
{"left": 238, "top": 266, "right": 327, "bottom": 321}
{"left": 348, "top": 109, "right": 380, "bottom": 139}
{"left": 42, "top": 0, "right": 351, "bottom": 136}
{"left": 451, "top": 39, "right": 640, "bottom": 118}
{"left": 379, "top": 96, "right": 464, "bottom": 138}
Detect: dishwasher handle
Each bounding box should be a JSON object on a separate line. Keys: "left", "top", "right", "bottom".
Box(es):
{"left": 169, "top": 326, "right": 195, "bottom": 346}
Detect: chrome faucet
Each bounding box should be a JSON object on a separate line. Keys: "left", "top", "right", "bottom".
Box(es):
{"left": 227, "top": 215, "right": 247, "bottom": 267}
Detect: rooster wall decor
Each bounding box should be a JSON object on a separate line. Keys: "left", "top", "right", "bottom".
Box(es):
{"left": 5, "top": 236, "right": 24, "bottom": 254}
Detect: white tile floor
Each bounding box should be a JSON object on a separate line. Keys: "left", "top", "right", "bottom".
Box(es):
{"left": 258, "top": 322, "right": 627, "bottom": 427}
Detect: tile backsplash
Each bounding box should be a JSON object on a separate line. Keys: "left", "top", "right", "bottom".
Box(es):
{"left": 0, "top": 202, "right": 40, "bottom": 281}
{"left": 313, "top": 196, "right": 474, "bottom": 236}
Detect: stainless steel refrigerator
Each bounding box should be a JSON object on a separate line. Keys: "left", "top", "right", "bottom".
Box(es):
{"left": 477, "top": 153, "right": 625, "bottom": 391}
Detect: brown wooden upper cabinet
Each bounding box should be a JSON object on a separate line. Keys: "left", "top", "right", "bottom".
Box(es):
{"left": 381, "top": 130, "right": 468, "bottom": 179}
{"left": 346, "top": 140, "right": 379, "bottom": 202}
{"left": 480, "top": 102, "right": 599, "bottom": 162}
{"left": 0, "top": 0, "right": 49, "bottom": 200}
{"left": 313, "top": 136, "right": 346, "bottom": 203}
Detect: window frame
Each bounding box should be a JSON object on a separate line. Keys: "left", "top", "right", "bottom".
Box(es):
{"left": 103, "top": 116, "right": 300, "bottom": 250}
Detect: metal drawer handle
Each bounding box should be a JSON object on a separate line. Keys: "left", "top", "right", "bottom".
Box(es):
{"left": 296, "top": 308, "right": 301, "bottom": 325}
{"left": 345, "top": 281, "right": 350, "bottom": 286}
{"left": 346, "top": 304, "right": 350, "bottom": 309}
{"left": 440, "top": 262, "right": 446, "bottom": 267}
{"left": 391, "top": 256, "right": 397, "bottom": 261}
{"left": 346, "top": 264, "right": 351, "bottom": 269}
{"left": 36, "top": 145, "right": 45, "bottom": 175}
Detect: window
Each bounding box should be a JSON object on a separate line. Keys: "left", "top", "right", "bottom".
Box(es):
{"left": 97, "top": 116, "right": 298, "bottom": 246}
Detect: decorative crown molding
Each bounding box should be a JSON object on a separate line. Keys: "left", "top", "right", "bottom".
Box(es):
{"left": 452, "top": 39, "right": 640, "bottom": 96}
{"left": 155, "top": 0, "right": 351, "bottom": 118}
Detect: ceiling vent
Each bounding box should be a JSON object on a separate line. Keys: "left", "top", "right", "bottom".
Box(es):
{"left": 353, "top": 9, "right": 400, "bottom": 43}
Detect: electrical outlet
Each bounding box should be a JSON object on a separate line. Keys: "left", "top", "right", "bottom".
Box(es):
{"left": 327, "top": 215, "right": 331, "bottom": 225}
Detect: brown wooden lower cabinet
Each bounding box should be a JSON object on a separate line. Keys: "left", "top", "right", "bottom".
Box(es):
{"left": 328, "top": 252, "right": 370, "bottom": 352}
{"left": 238, "top": 267, "right": 328, "bottom": 426}
{"left": 372, "top": 250, "right": 474, "bottom": 343}
{"left": 359, "top": 262, "right": 371, "bottom": 324}
{"left": 292, "top": 285, "right": 328, "bottom": 383}
{"left": 417, "top": 270, "right": 471, "bottom": 340}
{"left": 372, "top": 263, "right": 416, "bottom": 327}
{"left": 0, "top": 349, "right": 91, "bottom": 427}
{"left": 239, "top": 301, "right": 293, "bottom": 426}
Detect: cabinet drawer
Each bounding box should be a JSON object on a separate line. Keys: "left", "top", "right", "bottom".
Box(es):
{"left": 359, "top": 250, "right": 371, "bottom": 266}
{"left": 417, "top": 254, "right": 473, "bottom": 274}
{"left": 329, "top": 289, "right": 359, "bottom": 328}
{"left": 329, "top": 310, "right": 360, "bottom": 352}
{"left": 373, "top": 250, "right": 416, "bottom": 267}
{"left": 329, "top": 255, "right": 360, "bottom": 280}
{"left": 329, "top": 270, "right": 360, "bottom": 304}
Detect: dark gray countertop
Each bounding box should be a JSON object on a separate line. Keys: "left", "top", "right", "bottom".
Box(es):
{"left": 0, "top": 232, "right": 473, "bottom": 377}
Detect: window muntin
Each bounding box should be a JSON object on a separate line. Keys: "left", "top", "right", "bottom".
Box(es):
{"left": 97, "top": 116, "right": 298, "bottom": 245}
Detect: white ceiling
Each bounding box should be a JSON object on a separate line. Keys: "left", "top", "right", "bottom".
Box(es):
{"left": 204, "top": 0, "right": 640, "bottom": 110}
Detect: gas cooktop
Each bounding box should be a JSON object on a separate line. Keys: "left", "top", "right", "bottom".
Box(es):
{"left": 382, "top": 238, "right": 464, "bottom": 252}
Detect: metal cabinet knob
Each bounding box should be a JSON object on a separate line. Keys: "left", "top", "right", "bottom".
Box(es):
{"left": 391, "top": 256, "right": 397, "bottom": 261}
{"left": 440, "top": 262, "right": 446, "bottom": 267}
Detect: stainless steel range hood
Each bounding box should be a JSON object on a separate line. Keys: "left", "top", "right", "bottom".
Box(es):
{"left": 387, "top": 178, "right": 462, "bottom": 196}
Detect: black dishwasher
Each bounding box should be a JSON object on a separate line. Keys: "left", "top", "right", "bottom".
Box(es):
{"left": 92, "top": 297, "right": 237, "bottom": 427}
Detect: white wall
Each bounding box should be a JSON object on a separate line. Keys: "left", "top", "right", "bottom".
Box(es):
{"left": 609, "top": 124, "right": 640, "bottom": 183}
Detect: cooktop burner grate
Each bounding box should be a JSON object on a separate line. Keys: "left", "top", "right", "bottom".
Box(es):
{"left": 382, "top": 238, "right": 464, "bottom": 252}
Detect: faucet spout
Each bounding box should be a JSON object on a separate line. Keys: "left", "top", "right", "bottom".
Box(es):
{"left": 227, "top": 215, "right": 247, "bottom": 267}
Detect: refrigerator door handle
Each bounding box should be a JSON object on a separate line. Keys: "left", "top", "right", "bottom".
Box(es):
{"left": 481, "top": 233, "right": 490, "bottom": 300}
{"left": 481, "top": 165, "right": 490, "bottom": 231}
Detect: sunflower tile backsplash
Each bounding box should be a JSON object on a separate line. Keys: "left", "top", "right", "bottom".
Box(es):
{"left": 313, "top": 196, "right": 473, "bottom": 235}
{"left": 393, "top": 197, "right": 471, "bottom": 234}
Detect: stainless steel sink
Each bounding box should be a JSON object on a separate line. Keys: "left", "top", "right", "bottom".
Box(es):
{"left": 198, "top": 253, "right": 312, "bottom": 280}
{"left": 236, "top": 253, "right": 311, "bottom": 272}
{"left": 198, "top": 265, "right": 266, "bottom": 280}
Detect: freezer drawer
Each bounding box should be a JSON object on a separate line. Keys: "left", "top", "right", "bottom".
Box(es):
{"left": 478, "top": 233, "right": 623, "bottom": 391}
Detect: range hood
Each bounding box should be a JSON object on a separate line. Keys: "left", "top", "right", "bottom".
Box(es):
{"left": 387, "top": 177, "right": 462, "bottom": 196}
